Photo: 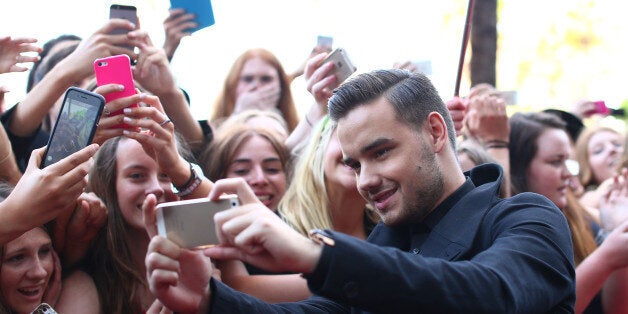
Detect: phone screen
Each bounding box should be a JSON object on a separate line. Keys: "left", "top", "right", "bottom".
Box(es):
{"left": 41, "top": 87, "right": 104, "bottom": 168}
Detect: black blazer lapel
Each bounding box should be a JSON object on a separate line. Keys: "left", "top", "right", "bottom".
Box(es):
{"left": 420, "top": 163, "right": 503, "bottom": 261}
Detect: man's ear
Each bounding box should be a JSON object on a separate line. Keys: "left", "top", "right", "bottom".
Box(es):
{"left": 426, "top": 112, "right": 448, "bottom": 153}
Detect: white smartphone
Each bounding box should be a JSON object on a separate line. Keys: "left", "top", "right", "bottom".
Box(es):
{"left": 492, "top": 90, "right": 518, "bottom": 105}
{"left": 156, "top": 196, "right": 239, "bottom": 248}
{"left": 322, "top": 48, "right": 356, "bottom": 84}
{"left": 412, "top": 60, "right": 433, "bottom": 75}
{"left": 317, "top": 35, "right": 333, "bottom": 48}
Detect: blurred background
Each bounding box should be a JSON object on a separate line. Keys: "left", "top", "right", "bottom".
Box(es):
{"left": 1, "top": 0, "right": 626, "bottom": 130}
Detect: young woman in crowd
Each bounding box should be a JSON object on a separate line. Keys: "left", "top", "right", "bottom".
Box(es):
{"left": 55, "top": 91, "right": 212, "bottom": 313}
{"left": 279, "top": 117, "right": 378, "bottom": 238}
{"left": 509, "top": 112, "right": 628, "bottom": 313}
{"left": 0, "top": 184, "right": 61, "bottom": 314}
{"left": 200, "top": 123, "right": 290, "bottom": 213}
{"left": 208, "top": 48, "right": 299, "bottom": 132}
{"left": 575, "top": 125, "right": 625, "bottom": 214}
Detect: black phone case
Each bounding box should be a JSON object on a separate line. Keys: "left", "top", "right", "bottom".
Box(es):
{"left": 40, "top": 87, "right": 105, "bottom": 168}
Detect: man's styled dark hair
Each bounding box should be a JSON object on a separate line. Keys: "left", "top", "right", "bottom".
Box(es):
{"left": 328, "top": 69, "right": 457, "bottom": 151}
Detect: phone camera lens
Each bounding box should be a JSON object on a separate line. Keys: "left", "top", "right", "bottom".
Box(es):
{"left": 98, "top": 62, "right": 103, "bottom": 66}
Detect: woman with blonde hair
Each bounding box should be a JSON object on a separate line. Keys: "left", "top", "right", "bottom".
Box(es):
{"left": 279, "top": 116, "right": 378, "bottom": 238}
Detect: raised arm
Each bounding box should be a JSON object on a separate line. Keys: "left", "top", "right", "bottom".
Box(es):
{"left": 130, "top": 30, "right": 204, "bottom": 149}
{"left": 0, "top": 123, "right": 21, "bottom": 184}
{"left": 8, "top": 19, "right": 138, "bottom": 137}
{"left": 285, "top": 52, "right": 336, "bottom": 153}
{"left": 162, "top": 8, "right": 195, "bottom": 62}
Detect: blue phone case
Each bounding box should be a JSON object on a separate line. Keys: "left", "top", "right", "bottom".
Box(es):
{"left": 170, "top": 0, "right": 215, "bottom": 33}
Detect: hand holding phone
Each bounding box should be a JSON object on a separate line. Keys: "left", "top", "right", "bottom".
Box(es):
{"left": 321, "top": 48, "right": 357, "bottom": 84}
{"left": 41, "top": 87, "right": 104, "bottom": 168}
{"left": 156, "top": 196, "right": 239, "bottom": 248}
{"left": 93, "top": 54, "right": 138, "bottom": 128}
{"left": 169, "top": 0, "right": 215, "bottom": 33}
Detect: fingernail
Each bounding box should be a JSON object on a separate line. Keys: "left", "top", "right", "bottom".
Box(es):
{"left": 118, "top": 84, "right": 125, "bottom": 90}
{"left": 123, "top": 108, "right": 132, "bottom": 114}
{"left": 139, "top": 93, "right": 146, "bottom": 99}
{"left": 122, "top": 130, "right": 130, "bottom": 135}
{"left": 123, "top": 117, "right": 132, "bottom": 123}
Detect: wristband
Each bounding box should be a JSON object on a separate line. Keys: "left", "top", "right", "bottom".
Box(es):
{"left": 171, "top": 163, "right": 204, "bottom": 197}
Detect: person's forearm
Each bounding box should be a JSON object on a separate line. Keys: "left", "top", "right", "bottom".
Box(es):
{"left": 9, "top": 63, "right": 75, "bottom": 136}
{"left": 219, "top": 260, "right": 311, "bottom": 303}
{"left": 485, "top": 147, "right": 511, "bottom": 197}
{"left": 285, "top": 102, "right": 327, "bottom": 153}
{"left": 0, "top": 200, "right": 32, "bottom": 245}
{"left": 575, "top": 250, "right": 614, "bottom": 313}
{"left": 601, "top": 267, "right": 628, "bottom": 313}
{"left": 157, "top": 88, "right": 204, "bottom": 150}
{"left": 0, "top": 124, "right": 21, "bottom": 183}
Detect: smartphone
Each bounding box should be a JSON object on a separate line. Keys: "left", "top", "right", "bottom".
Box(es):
{"left": 593, "top": 100, "right": 610, "bottom": 115}
{"left": 493, "top": 90, "right": 518, "bottom": 105}
{"left": 170, "top": 0, "right": 215, "bottom": 33}
{"left": 109, "top": 4, "right": 138, "bottom": 50}
{"left": 41, "top": 87, "right": 104, "bottom": 168}
{"left": 317, "top": 35, "right": 333, "bottom": 48}
{"left": 412, "top": 60, "right": 433, "bottom": 75}
{"left": 322, "top": 48, "right": 357, "bottom": 84}
{"left": 93, "top": 54, "right": 137, "bottom": 128}
{"left": 156, "top": 196, "right": 239, "bottom": 248}
{"left": 31, "top": 303, "right": 58, "bottom": 314}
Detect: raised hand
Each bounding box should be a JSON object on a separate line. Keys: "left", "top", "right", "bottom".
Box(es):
{"left": 0, "top": 36, "right": 42, "bottom": 74}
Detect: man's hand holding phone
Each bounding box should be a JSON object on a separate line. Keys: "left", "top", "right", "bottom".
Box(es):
{"left": 205, "top": 178, "right": 322, "bottom": 274}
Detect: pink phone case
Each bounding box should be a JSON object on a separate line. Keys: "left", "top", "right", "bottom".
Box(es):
{"left": 93, "top": 54, "right": 137, "bottom": 128}
{"left": 593, "top": 101, "right": 610, "bottom": 115}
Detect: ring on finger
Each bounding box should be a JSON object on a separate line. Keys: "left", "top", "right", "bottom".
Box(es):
{"left": 159, "top": 118, "right": 172, "bottom": 127}
{"left": 104, "top": 106, "right": 111, "bottom": 116}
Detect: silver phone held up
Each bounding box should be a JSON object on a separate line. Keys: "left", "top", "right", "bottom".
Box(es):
{"left": 322, "top": 48, "right": 357, "bottom": 84}
{"left": 156, "top": 196, "right": 239, "bottom": 248}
